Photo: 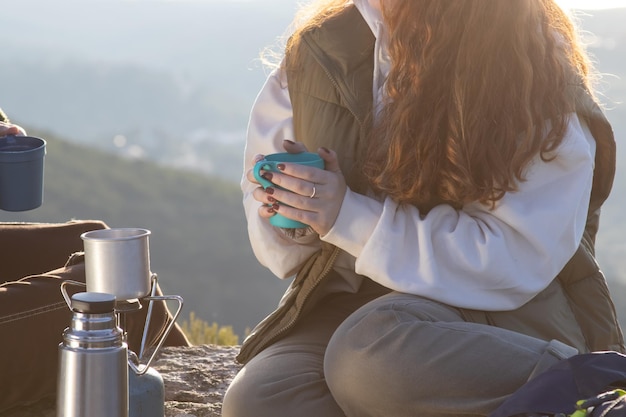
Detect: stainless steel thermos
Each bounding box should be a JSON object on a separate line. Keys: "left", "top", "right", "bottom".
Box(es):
{"left": 57, "top": 292, "right": 129, "bottom": 417}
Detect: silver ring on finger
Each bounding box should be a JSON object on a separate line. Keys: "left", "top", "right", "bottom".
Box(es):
{"left": 309, "top": 184, "right": 317, "bottom": 199}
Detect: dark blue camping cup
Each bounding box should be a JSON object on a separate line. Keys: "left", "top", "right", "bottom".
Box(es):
{"left": 0, "top": 135, "right": 46, "bottom": 211}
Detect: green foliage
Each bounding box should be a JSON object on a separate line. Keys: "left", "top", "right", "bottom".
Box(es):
{"left": 180, "top": 311, "right": 240, "bottom": 346}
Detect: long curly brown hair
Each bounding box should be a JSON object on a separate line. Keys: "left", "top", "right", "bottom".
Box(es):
{"left": 286, "top": 0, "right": 594, "bottom": 211}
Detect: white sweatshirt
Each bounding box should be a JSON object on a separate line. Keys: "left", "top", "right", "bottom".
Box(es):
{"left": 241, "top": 0, "right": 596, "bottom": 312}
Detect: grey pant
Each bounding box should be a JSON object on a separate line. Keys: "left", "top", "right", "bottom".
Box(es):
{"left": 223, "top": 290, "right": 578, "bottom": 417}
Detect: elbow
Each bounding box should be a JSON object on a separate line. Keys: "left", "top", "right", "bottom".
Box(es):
{"left": 251, "top": 247, "right": 299, "bottom": 280}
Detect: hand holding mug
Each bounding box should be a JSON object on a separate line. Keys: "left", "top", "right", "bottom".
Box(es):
{"left": 249, "top": 141, "right": 347, "bottom": 236}
{"left": 253, "top": 151, "right": 325, "bottom": 228}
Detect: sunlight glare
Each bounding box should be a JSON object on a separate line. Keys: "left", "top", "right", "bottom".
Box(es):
{"left": 555, "top": 0, "right": 626, "bottom": 10}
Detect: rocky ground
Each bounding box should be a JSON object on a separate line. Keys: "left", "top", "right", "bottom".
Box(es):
{"left": 2, "top": 345, "right": 242, "bottom": 417}
{"left": 157, "top": 345, "right": 242, "bottom": 417}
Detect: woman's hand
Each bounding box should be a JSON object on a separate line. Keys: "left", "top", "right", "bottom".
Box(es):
{"left": 245, "top": 139, "right": 347, "bottom": 236}
{"left": 0, "top": 121, "right": 27, "bottom": 137}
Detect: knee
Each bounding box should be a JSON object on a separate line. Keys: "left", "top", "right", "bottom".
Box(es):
{"left": 324, "top": 307, "right": 401, "bottom": 411}
{"left": 222, "top": 369, "right": 269, "bottom": 417}
{"left": 223, "top": 362, "right": 326, "bottom": 417}
{"left": 324, "top": 298, "right": 443, "bottom": 412}
{"left": 223, "top": 338, "right": 340, "bottom": 417}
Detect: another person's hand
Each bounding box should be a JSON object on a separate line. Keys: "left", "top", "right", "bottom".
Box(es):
{"left": 246, "top": 139, "right": 347, "bottom": 236}
{"left": 0, "top": 121, "right": 27, "bottom": 137}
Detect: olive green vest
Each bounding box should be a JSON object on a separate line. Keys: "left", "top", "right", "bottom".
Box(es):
{"left": 237, "top": 5, "right": 623, "bottom": 364}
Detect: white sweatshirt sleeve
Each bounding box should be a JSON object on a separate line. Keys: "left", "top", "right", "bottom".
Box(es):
{"left": 242, "top": 67, "right": 322, "bottom": 279}
{"left": 321, "top": 115, "right": 596, "bottom": 311}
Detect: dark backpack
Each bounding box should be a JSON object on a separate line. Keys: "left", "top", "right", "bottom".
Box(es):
{"left": 489, "top": 352, "right": 626, "bottom": 417}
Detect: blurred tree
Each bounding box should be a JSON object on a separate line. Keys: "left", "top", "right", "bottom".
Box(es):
{"left": 180, "top": 311, "right": 240, "bottom": 346}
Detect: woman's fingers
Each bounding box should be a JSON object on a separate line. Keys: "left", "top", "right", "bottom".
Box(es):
{"left": 0, "top": 123, "right": 26, "bottom": 137}
{"left": 257, "top": 202, "right": 276, "bottom": 219}
{"left": 317, "top": 146, "right": 341, "bottom": 172}
{"left": 253, "top": 186, "right": 278, "bottom": 219}
{"left": 261, "top": 154, "right": 347, "bottom": 235}
{"left": 283, "top": 139, "right": 308, "bottom": 153}
{"left": 247, "top": 142, "right": 346, "bottom": 234}
{"left": 246, "top": 154, "right": 266, "bottom": 184}
{"left": 261, "top": 165, "right": 322, "bottom": 199}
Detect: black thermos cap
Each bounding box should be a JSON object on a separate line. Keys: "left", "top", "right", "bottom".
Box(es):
{"left": 71, "top": 292, "right": 116, "bottom": 314}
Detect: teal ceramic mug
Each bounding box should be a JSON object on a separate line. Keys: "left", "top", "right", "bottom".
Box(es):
{"left": 253, "top": 152, "right": 325, "bottom": 228}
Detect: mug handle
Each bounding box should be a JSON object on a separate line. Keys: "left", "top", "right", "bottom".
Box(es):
{"left": 253, "top": 160, "right": 277, "bottom": 188}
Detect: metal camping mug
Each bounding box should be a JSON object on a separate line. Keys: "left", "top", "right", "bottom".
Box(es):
{"left": 81, "top": 228, "right": 152, "bottom": 300}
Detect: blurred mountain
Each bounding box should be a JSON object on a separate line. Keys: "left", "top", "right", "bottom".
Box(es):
{"left": 569, "top": 9, "right": 626, "bottom": 287}
{"left": 0, "top": 0, "right": 298, "bottom": 181}
{"left": 0, "top": 2, "right": 624, "bottom": 180}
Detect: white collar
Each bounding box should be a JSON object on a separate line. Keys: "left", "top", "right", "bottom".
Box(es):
{"left": 352, "top": 0, "right": 390, "bottom": 114}
{"left": 352, "top": 0, "right": 383, "bottom": 38}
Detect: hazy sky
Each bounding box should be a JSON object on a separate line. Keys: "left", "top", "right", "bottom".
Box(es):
{"left": 126, "top": 0, "right": 626, "bottom": 7}
{"left": 118, "top": 0, "right": 626, "bottom": 9}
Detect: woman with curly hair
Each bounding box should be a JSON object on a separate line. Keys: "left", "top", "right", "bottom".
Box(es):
{"left": 223, "top": 1, "right": 621, "bottom": 416}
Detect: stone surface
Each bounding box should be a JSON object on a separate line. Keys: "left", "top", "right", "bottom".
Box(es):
{"left": 157, "top": 345, "right": 242, "bottom": 417}
{"left": 2, "top": 345, "right": 242, "bottom": 417}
